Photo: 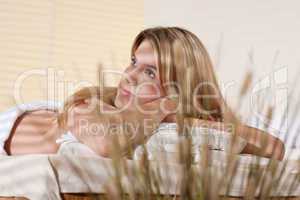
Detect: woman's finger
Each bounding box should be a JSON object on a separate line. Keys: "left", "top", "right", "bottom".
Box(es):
{"left": 139, "top": 97, "right": 178, "bottom": 119}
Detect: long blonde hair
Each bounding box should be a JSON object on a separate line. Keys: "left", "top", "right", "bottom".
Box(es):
{"left": 58, "top": 26, "right": 237, "bottom": 129}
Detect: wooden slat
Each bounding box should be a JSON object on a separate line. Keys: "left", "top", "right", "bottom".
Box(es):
{"left": 2, "top": 194, "right": 300, "bottom": 200}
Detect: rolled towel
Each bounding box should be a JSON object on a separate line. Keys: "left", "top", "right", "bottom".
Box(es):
{"left": 134, "top": 122, "right": 247, "bottom": 162}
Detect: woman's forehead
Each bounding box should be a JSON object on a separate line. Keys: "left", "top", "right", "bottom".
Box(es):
{"left": 134, "top": 40, "right": 157, "bottom": 66}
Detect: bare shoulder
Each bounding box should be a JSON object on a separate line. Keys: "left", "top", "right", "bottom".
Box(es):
{"left": 6, "top": 109, "right": 60, "bottom": 155}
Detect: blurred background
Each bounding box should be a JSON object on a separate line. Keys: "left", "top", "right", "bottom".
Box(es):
{"left": 0, "top": 0, "right": 144, "bottom": 109}
{"left": 0, "top": 0, "right": 299, "bottom": 147}
{"left": 144, "top": 0, "right": 300, "bottom": 147}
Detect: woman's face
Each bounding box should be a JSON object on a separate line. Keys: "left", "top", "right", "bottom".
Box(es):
{"left": 114, "top": 40, "right": 165, "bottom": 110}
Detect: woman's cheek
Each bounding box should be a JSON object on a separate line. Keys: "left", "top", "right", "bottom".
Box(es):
{"left": 136, "top": 85, "right": 161, "bottom": 104}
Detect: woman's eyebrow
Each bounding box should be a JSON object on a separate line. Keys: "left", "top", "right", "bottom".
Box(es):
{"left": 145, "top": 64, "right": 157, "bottom": 71}
{"left": 134, "top": 57, "right": 157, "bottom": 71}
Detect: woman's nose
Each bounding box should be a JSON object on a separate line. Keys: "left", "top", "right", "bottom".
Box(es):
{"left": 125, "top": 68, "right": 139, "bottom": 85}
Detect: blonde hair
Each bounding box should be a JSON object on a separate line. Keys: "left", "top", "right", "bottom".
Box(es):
{"left": 58, "top": 26, "right": 237, "bottom": 129}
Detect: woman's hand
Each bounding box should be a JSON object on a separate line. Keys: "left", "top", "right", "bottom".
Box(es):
{"left": 186, "top": 118, "right": 285, "bottom": 160}
{"left": 66, "top": 96, "right": 178, "bottom": 157}
{"left": 121, "top": 96, "right": 178, "bottom": 132}
{"left": 114, "top": 96, "right": 178, "bottom": 156}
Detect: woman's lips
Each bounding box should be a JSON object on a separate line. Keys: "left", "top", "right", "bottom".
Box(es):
{"left": 120, "top": 86, "right": 132, "bottom": 96}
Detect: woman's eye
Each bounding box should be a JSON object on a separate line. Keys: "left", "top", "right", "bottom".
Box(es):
{"left": 144, "top": 68, "right": 156, "bottom": 79}
{"left": 131, "top": 57, "right": 137, "bottom": 66}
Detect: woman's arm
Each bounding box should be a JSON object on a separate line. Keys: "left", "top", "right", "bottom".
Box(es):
{"left": 188, "top": 119, "right": 285, "bottom": 160}
{"left": 66, "top": 97, "right": 177, "bottom": 158}
{"left": 236, "top": 124, "right": 285, "bottom": 160}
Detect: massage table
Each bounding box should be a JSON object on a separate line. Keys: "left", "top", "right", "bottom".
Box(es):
{"left": 0, "top": 148, "right": 299, "bottom": 200}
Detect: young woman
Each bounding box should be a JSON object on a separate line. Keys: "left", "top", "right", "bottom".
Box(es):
{"left": 1, "top": 27, "right": 285, "bottom": 160}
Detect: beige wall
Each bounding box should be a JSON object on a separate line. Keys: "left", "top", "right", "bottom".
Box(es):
{"left": 0, "top": 0, "right": 144, "bottom": 111}
{"left": 144, "top": 0, "right": 300, "bottom": 146}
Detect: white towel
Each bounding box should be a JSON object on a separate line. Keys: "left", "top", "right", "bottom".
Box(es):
{"left": 0, "top": 155, "right": 61, "bottom": 200}
{"left": 134, "top": 122, "right": 248, "bottom": 162}
{"left": 1, "top": 149, "right": 300, "bottom": 199}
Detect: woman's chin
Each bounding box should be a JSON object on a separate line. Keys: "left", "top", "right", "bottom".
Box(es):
{"left": 114, "top": 95, "right": 134, "bottom": 110}
{"left": 114, "top": 93, "right": 160, "bottom": 111}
